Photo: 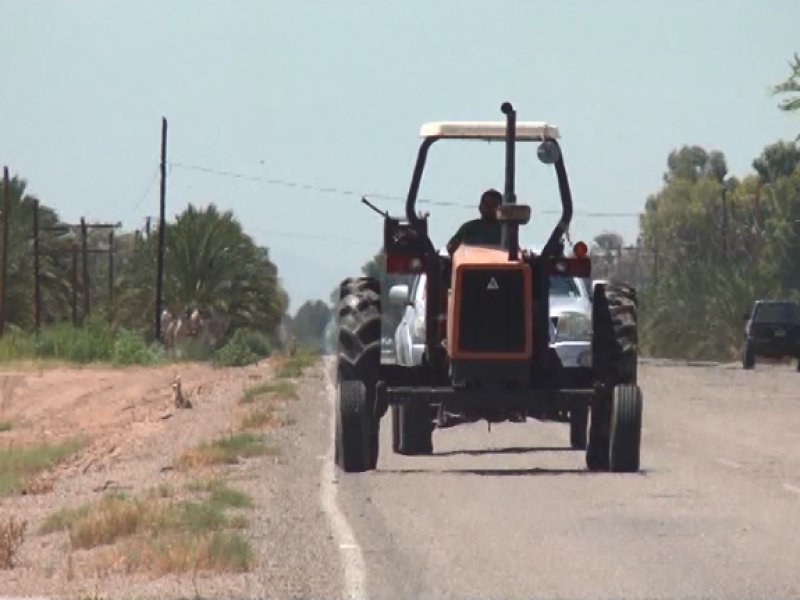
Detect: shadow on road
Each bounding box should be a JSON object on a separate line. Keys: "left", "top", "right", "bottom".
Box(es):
{"left": 375, "top": 467, "right": 600, "bottom": 477}
{"left": 434, "top": 446, "right": 581, "bottom": 457}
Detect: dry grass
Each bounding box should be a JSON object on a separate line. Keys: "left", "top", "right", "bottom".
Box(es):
{"left": 240, "top": 379, "right": 298, "bottom": 404}
{"left": 0, "top": 517, "right": 27, "bottom": 569}
{"left": 0, "top": 421, "right": 12, "bottom": 433}
{"left": 117, "top": 530, "right": 252, "bottom": 574}
{"left": 275, "top": 352, "right": 317, "bottom": 379}
{"left": 175, "top": 432, "right": 275, "bottom": 471}
{"left": 239, "top": 408, "right": 276, "bottom": 430}
{"left": 39, "top": 484, "right": 254, "bottom": 574}
{"left": 0, "top": 437, "right": 86, "bottom": 496}
{"left": 187, "top": 479, "right": 253, "bottom": 509}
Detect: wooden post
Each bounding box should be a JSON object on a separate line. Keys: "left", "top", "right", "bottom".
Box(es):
{"left": 80, "top": 217, "right": 90, "bottom": 321}
{"left": 155, "top": 117, "right": 168, "bottom": 342}
{"left": 33, "top": 199, "right": 41, "bottom": 332}
{"left": 0, "top": 167, "right": 10, "bottom": 336}
{"left": 71, "top": 244, "right": 78, "bottom": 326}
{"left": 108, "top": 230, "right": 114, "bottom": 323}
{"left": 721, "top": 183, "right": 729, "bottom": 260}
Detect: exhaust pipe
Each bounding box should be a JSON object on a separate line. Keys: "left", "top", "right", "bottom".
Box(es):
{"left": 501, "top": 102, "right": 518, "bottom": 261}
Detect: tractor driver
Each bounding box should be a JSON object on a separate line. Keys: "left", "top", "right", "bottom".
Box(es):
{"left": 446, "top": 188, "right": 503, "bottom": 255}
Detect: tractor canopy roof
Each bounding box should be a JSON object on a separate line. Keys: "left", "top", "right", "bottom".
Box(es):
{"left": 420, "top": 121, "right": 560, "bottom": 141}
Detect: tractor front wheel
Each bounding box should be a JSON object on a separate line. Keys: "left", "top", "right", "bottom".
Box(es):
{"left": 609, "top": 385, "right": 643, "bottom": 473}
{"left": 335, "top": 380, "right": 375, "bottom": 473}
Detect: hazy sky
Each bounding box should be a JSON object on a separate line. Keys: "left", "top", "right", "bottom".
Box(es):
{"left": 2, "top": 0, "right": 798, "bottom": 311}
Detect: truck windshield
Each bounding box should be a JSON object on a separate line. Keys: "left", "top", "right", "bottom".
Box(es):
{"left": 550, "top": 276, "right": 581, "bottom": 298}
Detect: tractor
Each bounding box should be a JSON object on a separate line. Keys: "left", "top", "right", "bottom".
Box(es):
{"left": 334, "top": 102, "right": 642, "bottom": 473}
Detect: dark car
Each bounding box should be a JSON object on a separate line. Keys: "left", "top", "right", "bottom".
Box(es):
{"left": 743, "top": 300, "right": 800, "bottom": 370}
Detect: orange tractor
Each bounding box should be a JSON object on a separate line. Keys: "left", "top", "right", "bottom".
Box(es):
{"left": 335, "top": 102, "right": 641, "bottom": 473}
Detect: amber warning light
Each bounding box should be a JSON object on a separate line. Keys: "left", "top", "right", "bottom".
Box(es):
{"left": 573, "top": 241, "right": 588, "bottom": 257}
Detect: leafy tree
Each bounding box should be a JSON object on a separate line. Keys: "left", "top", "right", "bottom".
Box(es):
{"left": 664, "top": 145, "right": 710, "bottom": 183}
{"left": 291, "top": 300, "right": 332, "bottom": 350}
{"left": 591, "top": 232, "right": 624, "bottom": 254}
{"left": 752, "top": 141, "right": 800, "bottom": 184}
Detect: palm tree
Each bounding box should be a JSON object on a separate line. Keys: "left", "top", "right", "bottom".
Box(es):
{"left": 773, "top": 53, "right": 800, "bottom": 137}
{"left": 114, "top": 205, "right": 288, "bottom": 339}
{"left": 163, "top": 204, "right": 287, "bottom": 333}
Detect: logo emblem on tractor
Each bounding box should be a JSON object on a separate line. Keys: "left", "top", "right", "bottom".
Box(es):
{"left": 487, "top": 277, "right": 499, "bottom": 291}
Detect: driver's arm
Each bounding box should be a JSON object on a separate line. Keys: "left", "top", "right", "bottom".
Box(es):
{"left": 446, "top": 224, "right": 467, "bottom": 256}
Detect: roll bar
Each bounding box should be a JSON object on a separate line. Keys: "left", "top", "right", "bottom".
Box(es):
{"left": 404, "top": 102, "right": 574, "bottom": 258}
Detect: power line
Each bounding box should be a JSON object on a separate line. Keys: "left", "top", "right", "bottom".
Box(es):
{"left": 168, "top": 161, "right": 643, "bottom": 218}
{"left": 248, "top": 227, "right": 376, "bottom": 247}
{"left": 117, "top": 163, "right": 162, "bottom": 222}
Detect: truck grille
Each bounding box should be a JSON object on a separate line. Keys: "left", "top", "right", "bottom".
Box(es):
{"left": 457, "top": 268, "right": 526, "bottom": 353}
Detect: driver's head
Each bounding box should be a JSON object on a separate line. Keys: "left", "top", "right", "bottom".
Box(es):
{"left": 479, "top": 188, "right": 502, "bottom": 220}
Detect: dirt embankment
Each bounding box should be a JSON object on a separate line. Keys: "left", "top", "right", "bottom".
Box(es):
{"left": 0, "top": 355, "right": 341, "bottom": 599}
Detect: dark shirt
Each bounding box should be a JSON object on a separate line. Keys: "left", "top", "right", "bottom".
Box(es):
{"left": 447, "top": 218, "right": 502, "bottom": 253}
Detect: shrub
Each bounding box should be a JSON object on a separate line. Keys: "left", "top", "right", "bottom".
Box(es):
{"left": 212, "top": 329, "right": 271, "bottom": 367}
{"left": 113, "top": 329, "right": 162, "bottom": 366}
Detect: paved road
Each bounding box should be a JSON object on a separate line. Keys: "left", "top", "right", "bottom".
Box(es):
{"left": 332, "top": 362, "right": 800, "bottom": 599}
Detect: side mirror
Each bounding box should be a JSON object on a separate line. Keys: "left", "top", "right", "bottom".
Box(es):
{"left": 389, "top": 284, "right": 410, "bottom": 306}
{"left": 537, "top": 139, "right": 561, "bottom": 164}
{"left": 743, "top": 311, "right": 750, "bottom": 321}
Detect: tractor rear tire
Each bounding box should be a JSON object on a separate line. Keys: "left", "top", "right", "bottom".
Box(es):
{"left": 609, "top": 384, "right": 643, "bottom": 473}
{"left": 334, "top": 380, "right": 374, "bottom": 473}
{"left": 743, "top": 343, "right": 755, "bottom": 370}
{"left": 393, "top": 404, "right": 434, "bottom": 455}
{"left": 335, "top": 277, "right": 381, "bottom": 472}
{"left": 569, "top": 405, "right": 588, "bottom": 450}
{"left": 337, "top": 277, "right": 381, "bottom": 383}
{"left": 591, "top": 282, "right": 638, "bottom": 388}
{"left": 588, "top": 281, "right": 638, "bottom": 472}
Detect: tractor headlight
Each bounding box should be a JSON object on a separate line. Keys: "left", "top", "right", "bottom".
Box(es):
{"left": 555, "top": 311, "right": 592, "bottom": 343}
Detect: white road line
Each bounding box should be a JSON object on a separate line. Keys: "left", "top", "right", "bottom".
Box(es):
{"left": 321, "top": 360, "right": 367, "bottom": 600}
{"left": 715, "top": 458, "right": 742, "bottom": 469}
{"left": 783, "top": 483, "right": 800, "bottom": 497}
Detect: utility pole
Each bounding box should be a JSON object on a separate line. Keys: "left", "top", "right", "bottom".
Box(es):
{"left": 80, "top": 217, "right": 90, "bottom": 320}
{"left": 0, "top": 167, "right": 10, "bottom": 336}
{"left": 33, "top": 200, "right": 41, "bottom": 332}
{"left": 42, "top": 221, "right": 118, "bottom": 324}
{"left": 145, "top": 217, "right": 151, "bottom": 237}
{"left": 722, "top": 181, "right": 729, "bottom": 260}
{"left": 108, "top": 230, "right": 115, "bottom": 323}
{"left": 753, "top": 179, "right": 763, "bottom": 263}
{"left": 155, "top": 117, "right": 168, "bottom": 342}
{"left": 71, "top": 244, "right": 78, "bottom": 326}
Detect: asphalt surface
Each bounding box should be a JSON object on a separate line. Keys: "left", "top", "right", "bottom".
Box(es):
{"left": 330, "top": 361, "right": 800, "bottom": 599}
